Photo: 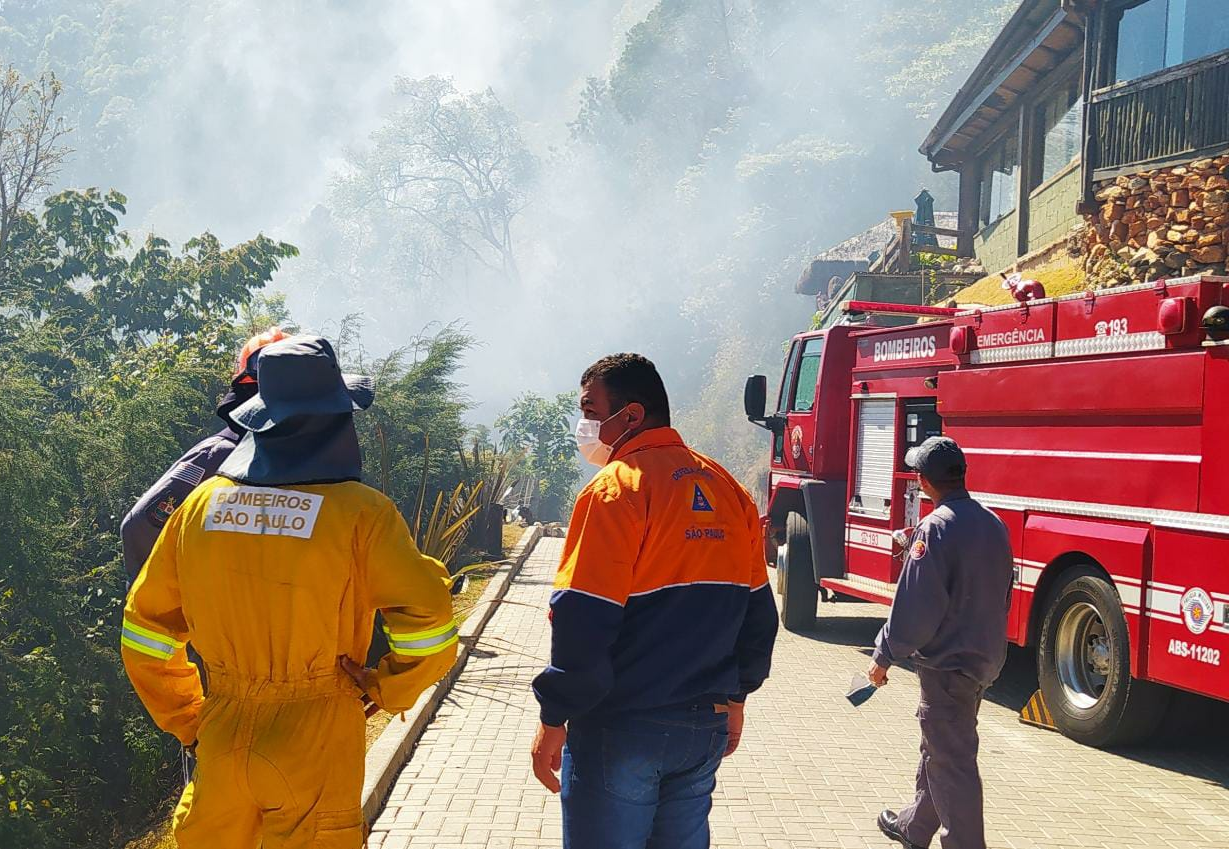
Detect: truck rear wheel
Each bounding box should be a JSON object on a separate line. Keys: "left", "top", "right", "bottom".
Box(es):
{"left": 1037, "top": 567, "right": 1169, "bottom": 747}
{"left": 779, "top": 511, "right": 817, "bottom": 632}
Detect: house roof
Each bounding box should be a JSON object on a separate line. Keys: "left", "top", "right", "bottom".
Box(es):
{"left": 797, "top": 213, "right": 957, "bottom": 295}
{"left": 920, "top": 0, "right": 1089, "bottom": 170}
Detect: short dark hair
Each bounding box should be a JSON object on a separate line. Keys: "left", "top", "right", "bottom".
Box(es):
{"left": 924, "top": 472, "right": 966, "bottom": 495}
{"left": 581, "top": 353, "right": 671, "bottom": 425}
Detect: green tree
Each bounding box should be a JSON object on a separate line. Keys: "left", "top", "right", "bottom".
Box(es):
{"left": 350, "top": 322, "right": 474, "bottom": 526}
{"left": 866, "top": 0, "right": 1018, "bottom": 118}
{"left": 0, "top": 183, "right": 297, "bottom": 848}
{"left": 495, "top": 392, "right": 580, "bottom": 522}
{"left": 333, "top": 76, "right": 538, "bottom": 286}
{"left": 1, "top": 188, "right": 297, "bottom": 351}
{"left": 236, "top": 291, "right": 299, "bottom": 340}
{"left": 608, "top": 0, "right": 741, "bottom": 164}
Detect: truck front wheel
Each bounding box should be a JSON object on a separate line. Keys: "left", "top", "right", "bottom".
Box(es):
{"left": 779, "top": 511, "right": 818, "bottom": 632}
{"left": 1037, "top": 567, "right": 1169, "bottom": 747}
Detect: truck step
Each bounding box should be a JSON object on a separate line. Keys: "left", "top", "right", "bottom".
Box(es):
{"left": 820, "top": 576, "right": 896, "bottom": 605}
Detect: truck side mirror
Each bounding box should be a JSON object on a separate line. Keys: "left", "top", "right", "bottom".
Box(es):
{"left": 744, "top": 375, "right": 768, "bottom": 422}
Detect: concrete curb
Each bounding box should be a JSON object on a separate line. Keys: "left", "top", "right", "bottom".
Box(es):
{"left": 361, "top": 523, "right": 546, "bottom": 825}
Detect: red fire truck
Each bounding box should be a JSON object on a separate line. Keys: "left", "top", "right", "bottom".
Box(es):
{"left": 744, "top": 274, "right": 1229, "bottom": 746}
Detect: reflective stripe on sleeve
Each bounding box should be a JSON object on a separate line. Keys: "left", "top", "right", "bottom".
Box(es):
{"left": 121, "top": 619, "right": 186, "bottom": 660}
{"left": 383, "top": 619, "right": 460, "bottom": 657}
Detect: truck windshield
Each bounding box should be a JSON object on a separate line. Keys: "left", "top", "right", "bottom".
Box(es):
{"left": 790, "top": 337, "right": 825, "bottom": 413}
{"left": 776, "top": 342, "right": 801, "bottom": 414}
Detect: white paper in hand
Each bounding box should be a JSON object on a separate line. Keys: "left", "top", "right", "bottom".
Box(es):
{"left": 845, "top": 673, "right": 877, "bottom": 707}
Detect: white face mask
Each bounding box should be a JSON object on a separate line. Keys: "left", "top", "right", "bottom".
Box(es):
{"left": 575, "top": 406, "right": 629, "bottom": 466}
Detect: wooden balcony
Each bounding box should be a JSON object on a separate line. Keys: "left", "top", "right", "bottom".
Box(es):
{"left": 1088, "top": 50, "right": 1229, "bottom": 181}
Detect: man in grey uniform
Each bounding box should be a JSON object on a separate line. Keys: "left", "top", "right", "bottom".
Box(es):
{"left": 868, "top": 437, "right": 1013, "bottom": 849}
{"left": 121, "top": 328, "right": 286, "bottom": 580}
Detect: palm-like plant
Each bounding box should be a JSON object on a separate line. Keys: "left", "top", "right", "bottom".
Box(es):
{"left": 402, "top": 433, "right": 482, "bottom": 571}
{"left": 415, "top": 477, "right": 483, "bottom": 570}
{"left": 457, "top": 435, "right": 527, "bottom": 556}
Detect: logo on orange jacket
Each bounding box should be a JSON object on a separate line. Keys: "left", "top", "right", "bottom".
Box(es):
{"left": 691, "top": 484, "right": 715, "bottom": 513}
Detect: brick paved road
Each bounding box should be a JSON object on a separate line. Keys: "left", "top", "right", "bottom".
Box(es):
{"left": 370, "top": 536, "right": 1229, "bottom": 849}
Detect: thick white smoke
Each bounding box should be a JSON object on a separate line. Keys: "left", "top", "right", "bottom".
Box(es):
{"left": 5, "top": 0, "right": 1014, "bottom": 479}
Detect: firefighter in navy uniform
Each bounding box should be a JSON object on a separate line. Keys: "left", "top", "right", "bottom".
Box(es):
{"left": 121, "top": 328, "right": 287, "bottom": 581}
{"left": 869, "top": 437, "right": 1013, "bottom": 849}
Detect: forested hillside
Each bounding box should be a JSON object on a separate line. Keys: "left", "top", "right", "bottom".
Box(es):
{"left": 279, "top": 0, "right": 1020, "bottom": 490}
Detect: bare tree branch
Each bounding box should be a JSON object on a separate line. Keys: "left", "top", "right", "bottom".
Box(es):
{"left": 0, "top": 66, "right": 72, "bottom": 258}
{"left": 334, "top": 76, "right": 536, "bottom": 286}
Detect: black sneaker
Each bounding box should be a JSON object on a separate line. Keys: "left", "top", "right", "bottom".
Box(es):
{"left": 877, "top": 810, "right": 926, "bottom": 849}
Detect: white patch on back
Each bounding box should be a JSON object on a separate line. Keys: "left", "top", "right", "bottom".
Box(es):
{"left": 203, "top": 486, "right": 324, "bottom": 539}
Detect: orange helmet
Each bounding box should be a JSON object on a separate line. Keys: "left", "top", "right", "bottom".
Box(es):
{"left": 233, "top": 327, "right": 290, "bottom": 384}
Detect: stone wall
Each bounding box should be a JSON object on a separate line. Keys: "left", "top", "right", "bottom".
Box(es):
{"left": 1086, "top": 154, "right": 1229, "bottom": 284}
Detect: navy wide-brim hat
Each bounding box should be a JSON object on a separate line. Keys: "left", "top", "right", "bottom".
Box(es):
{"left": 229, "top": 335, "right": 375, "bottom": 433}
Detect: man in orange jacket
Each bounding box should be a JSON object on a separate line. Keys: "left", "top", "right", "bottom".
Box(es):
{"left": 122, "top": 335, "right": 457, "bottom": 848}
{"left": 531, "top": 353, "right": 779, "bottom": 849}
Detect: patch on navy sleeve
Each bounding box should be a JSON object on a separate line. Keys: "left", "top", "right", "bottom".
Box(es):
{"left": 167, "top": 461, "right": 206, "bottom": 487}
{"left": 909, "top": 539, "right": 927, "bottom": 560}
{"left": 147, "top": 494, "right": 178, "bottom": 526}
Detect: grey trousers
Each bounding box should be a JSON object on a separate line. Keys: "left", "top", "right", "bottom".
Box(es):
{"left": 896, "top": 667, "right": 987, "bottom": 849}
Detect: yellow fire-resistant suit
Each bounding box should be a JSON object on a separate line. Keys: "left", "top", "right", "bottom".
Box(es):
{"left": 122, "top": 476, "right": 458, "bottom": 848}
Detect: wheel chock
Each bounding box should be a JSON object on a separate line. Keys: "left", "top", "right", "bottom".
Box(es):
{"left": 1018, "top": 689, "right": 1058, "bottom": 731}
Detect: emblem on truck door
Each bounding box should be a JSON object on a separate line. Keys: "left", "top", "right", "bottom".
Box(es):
{"left": 1181, "top": 587, "right": 1214, "bottom": 635}
{"left": 790, "top": 426, "right": 803, "bottom": 460}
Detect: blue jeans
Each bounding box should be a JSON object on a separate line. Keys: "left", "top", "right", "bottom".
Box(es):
{"left": 561, "top": 704, "right": 729, "bottom": 849}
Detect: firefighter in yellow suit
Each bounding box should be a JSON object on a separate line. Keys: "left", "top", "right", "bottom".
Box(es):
{"left": 122, "top": 335, "right": 457, "bottom": 848}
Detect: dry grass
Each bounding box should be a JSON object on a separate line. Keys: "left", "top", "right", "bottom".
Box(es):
{"left": 365, "top": 709, "right": 394, "bottom": 749}
{"left": 502, "top": 522, "right": 528, "bottom": 552}
{"left": 452, "top": 565, "right": 500, "bottom": 623}
{"left": 123, "top": 817, "right": 177, "bottom": 849}
{"left": 953, "top": 257, "right": 1087, "bottom": 306}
